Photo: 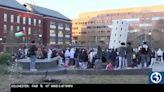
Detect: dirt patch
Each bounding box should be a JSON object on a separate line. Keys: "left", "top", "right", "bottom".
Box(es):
{"left": 0, "top": 74, "right": 148, "bottom": 92}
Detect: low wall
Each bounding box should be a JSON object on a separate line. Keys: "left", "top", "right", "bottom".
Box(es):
{"left": 17, "top": 58, "right": 58, "bottom": 70}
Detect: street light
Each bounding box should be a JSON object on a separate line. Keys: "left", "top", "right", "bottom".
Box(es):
{"left": 0, "top": 38, "right": 2, "bottom": 41}
{"left": 39, "top": 34, "right": 42, "bottom": 44}
{"left": 148, "top": 32, "right": 152, "bottom": 48}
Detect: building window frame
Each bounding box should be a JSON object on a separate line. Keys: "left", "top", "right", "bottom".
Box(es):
{"left": 28, "top": 18, "right": 31, "bottom": 25}
{"left": 4, "top": 13, "right": 7, "bottom": 22}
{"left": 34, "top": 18, "right": 36, "bottom": 26}
{"left": 17, "top": 16, "right": 20, "bottom": 24}
{"left": 10, "top": 15, "right": 14, "bottom": 23}
{"left": 10, "top": 25, "right": 14, "bottom": 33}
{"left": 17, "top": 26, "right": 20, "bottom": 32}
{"left": 23, "top": 17, "right": 26, "bottom": 24}
{"left": 3, "top": 24, "right": 7, "bottom": 33}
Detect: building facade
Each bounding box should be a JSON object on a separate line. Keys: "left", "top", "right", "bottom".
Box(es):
{"left": 0, "top": 0, "right": 71, "bottom": 52}
{"left": 72, "top": 5, "right": 164, "bottom": 49}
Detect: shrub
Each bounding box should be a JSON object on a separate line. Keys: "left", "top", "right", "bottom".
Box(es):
{"left": 0, "top": 52, "right": 12, "bottom": 65}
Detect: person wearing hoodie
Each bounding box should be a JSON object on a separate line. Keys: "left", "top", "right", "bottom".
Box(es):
{"left": 156, "top": 48, "right": 163, "bottom": 62}
{"left": 118, "top": 42, "right": 126, "bottom": 69}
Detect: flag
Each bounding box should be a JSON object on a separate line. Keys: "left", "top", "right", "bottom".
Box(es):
{"left": 15, "top": 30, "right": 26, "bottom": 38}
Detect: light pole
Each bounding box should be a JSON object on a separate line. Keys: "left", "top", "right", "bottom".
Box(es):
{"left": 0, "top": 38, "right": 2, "bottom": 42}
{"left": 148, "top": 32, "right": 152, "bottom": 48}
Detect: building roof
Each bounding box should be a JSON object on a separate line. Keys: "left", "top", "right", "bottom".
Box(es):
{"left": 25, "top": 3, "right": 70, "bottom": 21}
{"left": 0, "top": 0, "right": 28, "bottom": 11}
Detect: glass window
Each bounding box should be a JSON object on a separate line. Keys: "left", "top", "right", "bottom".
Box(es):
{"left": 65, "top": 24, "right": 70, "bottom": 30}
{"left": 58, "top": 30, "right": 63, "bottom": 37}
{"left": 34, "top": 19, "right": 36, "bottom": 26}
{"left": 28, "top": 18, "right": 31, "bottom": 25}
{"left": 3, "top": 25, "right": 7, "bottom": 33}
{"left": 58, "top": 37, "right": 63, "bottom": 42}
{"left": 28, "top": 27, "right": 31, "bottom": 35}
{"left": 38, "top": 19, "right": 41, "bottom": 26}
{"left": 17, "top": 16, "right": 20, "bottom": 23}
{"left": 17, "top": 26, "right": 20, "bottom": 32}
{"left": 10, "top": 15, "right": 14, "bottom": 23}
{"left": 58, "top": 23, "right": 63, "bottom": 29}
{"left": 23, "top": 17, "right": 26, "bottom": 24}
{"left": 4, "top": 13, "right": 7, "bottom": 22}
{"left": 22, "top": 37, "right": 26, "bottom": 43}
{"left": 10, "top": 25, "right": 14, "bottom": 33}
{"left": 50, "top": 21, "right": 56, "bottom": 29}
{"left": 66, "top": 31, "right": 70, "bottom": 35}
{"left": 50, "top": 37, "right": 55, "bottom": 42}
{"left": 50, "top": 29, "right": 55, "bottom": 34}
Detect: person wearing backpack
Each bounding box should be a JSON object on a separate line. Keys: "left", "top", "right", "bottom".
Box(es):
{"left": 28, "top": 40, "right": 37, "bottom": 71}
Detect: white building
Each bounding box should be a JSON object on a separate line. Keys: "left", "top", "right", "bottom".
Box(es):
{"left": 109, "top": 20, "right": 129, "bottom": 49}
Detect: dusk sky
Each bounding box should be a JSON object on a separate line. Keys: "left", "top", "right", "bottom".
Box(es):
{"left": 16, "top": 0, "right": 164, "bottom": 19}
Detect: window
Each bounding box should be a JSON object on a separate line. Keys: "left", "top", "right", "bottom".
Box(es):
{"left": 65, "top": 31, "right": 70, "bottom": 35}
{"left": 58, "top": 23, "right": 63, "bottom": 29}
{"left": 10, "top": 15, "right": 14, "bottom": 23}
{"left": 28, "top": 27, "right": 31, "bottom": 35}
{"left": 3, "top": 25, "right": 7, "bottom": 33}
{"left": 58, "top": 37, "right": 63, "bottom": 42}
{"left": 22, "top": 37, "right": 26, "bottom": 43}
{"left": 23, "top": 17, "right": 26, "bottom": 24}
{"left": 17, "top": 16, "right": 20, "bottom": 23}
{"left": 17, "top": 26, "right": 20, "bottom": 32}
{"left": 115, "top": 34, "right": 116, "bottom": 36}
{"left": 38, "top": 19, "right": 41, "bottom": 26}
{"left": 34, "top": 19, "right": 36, "bottom": 26}
{"left": 65, "top": 24, "right": 70, "bottom": 30}
{"left": 50, "top": 29, "right": 55, "bottom": 34}
{"left": 28, "top": 18, "right": 31, "bottom": 25}
{"left": 120, "top": 34, "right": 121, "bottom": 37}
{"left": 50, "top": 36, "right": 55, "bottom": 44}
{"left": 58, "top": 31, "right": 63, "bottom": 37}
{"left": 50, "top": 22, "right": 56, "bottom": 29}
{"left": 10, "top": 25, "right": 14, "bottom": 33}
{"left": 23, "top": 27, "right": 26, "bottom": 31}
{"left": 4, "top": 13, "right": 7, "bottom": 22}
{"left": 121, "top": 28, "right": 122, "bottom": 30}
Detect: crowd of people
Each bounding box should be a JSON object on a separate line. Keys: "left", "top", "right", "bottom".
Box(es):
{"left": 15, "top": 41, "right": 164, "bottom": 71}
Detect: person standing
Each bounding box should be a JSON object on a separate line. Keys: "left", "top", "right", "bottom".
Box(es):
{"left": 118, "top": 42, "right": 126, "bottom": 69}
{"left": 126, "top": 42, "right": 133, "bottom": 68}
{"left": 28, "top": 40, "right": 37, "bottom": 71}
{"left": 140, "top": 42, "right": 150, "bottom": 68}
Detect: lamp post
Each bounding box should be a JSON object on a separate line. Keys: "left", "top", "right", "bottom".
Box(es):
{"left": 148, "top": 32, "right": 152, "bottom": 48}
{"left": 39, "top": 34, "right": 42, "bottom": 44}
{"left": 0, "top": 38, "right": 2, "bottom": 42}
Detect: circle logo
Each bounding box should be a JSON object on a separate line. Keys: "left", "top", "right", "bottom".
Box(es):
{"left": 150, "top": 72, "right": 162, "bottom": 84}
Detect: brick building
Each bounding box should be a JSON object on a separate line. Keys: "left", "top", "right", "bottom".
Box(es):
{"left": 0, "top": 0, "right": 71, "bottom": 52}
{"left": 24, "top": 3, "right": 72, "bottom": 48}
{"left": 72, "top": 5, "right": 164, "bottom": 49}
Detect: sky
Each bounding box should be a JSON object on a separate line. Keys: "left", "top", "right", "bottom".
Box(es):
{"left": 16, "top": 0, "right": 164, "bottom": 19}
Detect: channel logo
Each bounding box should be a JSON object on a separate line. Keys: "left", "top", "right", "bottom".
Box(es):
{"left": 149, "top": 72, "right": 164, "bottom": 84}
